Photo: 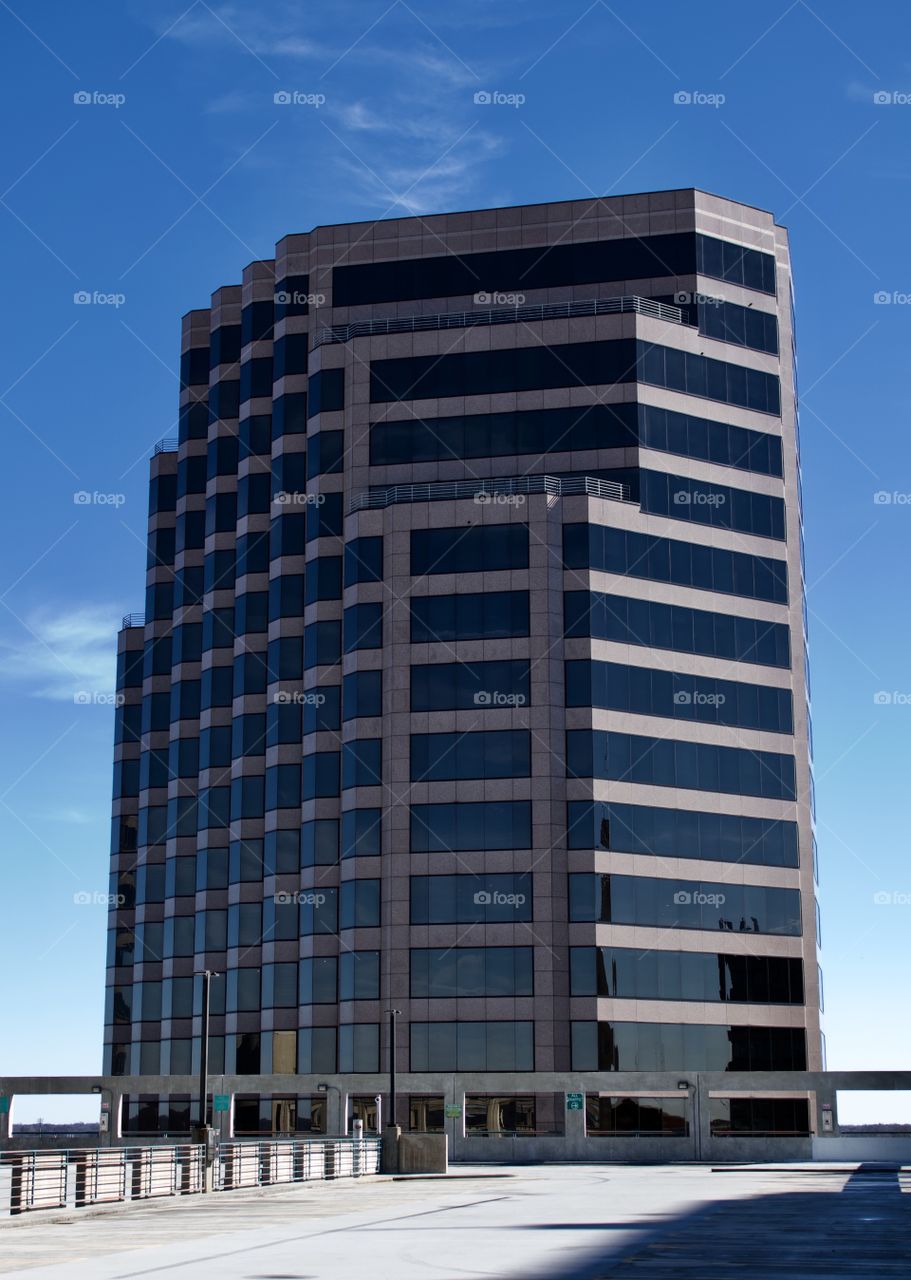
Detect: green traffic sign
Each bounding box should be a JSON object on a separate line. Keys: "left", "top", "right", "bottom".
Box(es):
{"left": 444, "top": 1104, "right": 462, "bottom": 1118}
{"left": 0, "top": 1096, "right": 9, "bottom": 1114}
{"left": 565, "top": 1092, "right": 584, "bottom": 1111}
{"left": 213, "top": 1094, "right": 230, "bottom": 1113}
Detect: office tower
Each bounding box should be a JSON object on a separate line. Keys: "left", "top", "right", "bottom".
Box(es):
{"left": 106, "top": 189, "right": 820, "bottom": 1140}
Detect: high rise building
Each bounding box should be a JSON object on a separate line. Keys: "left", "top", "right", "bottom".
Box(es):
{"left": 106, "top": 189, "right": 821, "bottom": 1142}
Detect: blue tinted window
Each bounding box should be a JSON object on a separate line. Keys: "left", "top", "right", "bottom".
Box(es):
{"left": 411, "top": 525, "right": 528, "bottom": 575}
{"left": 566, "top": 729, "right": 795, "bottom": 800}
{"left": 411, "top": 730, "right": 530, "bottom": 781}
{"left": 410, "top": 800, "right": 531, "bottom": 851}
{"left": 410, "top": 591, "right": 529, "bottom": 642}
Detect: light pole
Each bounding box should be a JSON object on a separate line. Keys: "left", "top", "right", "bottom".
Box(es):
{"left": 385, "top": 1008, "right": 401, "bottom": 1130}
{"left": 195, "top": 970, "right": 220, "bottom": 1132}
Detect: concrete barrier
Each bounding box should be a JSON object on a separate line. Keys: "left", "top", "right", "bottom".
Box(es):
{"left": 397, "top": 1133, "right": 448, "bottom": 1174}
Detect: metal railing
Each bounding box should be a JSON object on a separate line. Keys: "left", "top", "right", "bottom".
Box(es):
{"left": 0, "top": 1145, "right": 204, "bottom": 1215}
{"left": 215, "top": 1138, "right": 380, "bottom": 1189}
{"left": 120, "top": 612, "right": 145, "bottom": 629}
{"left": 153, "top": 436, "right": 179, "bottom": 454}
{"left": 313, "top": 294, "right": 687, "bottom": 347}
{"left": 1, "top": 1139, "right": 381, "bottom": 1215}
{"left": 349, "top": 472, "right": 630, "bottom": 512}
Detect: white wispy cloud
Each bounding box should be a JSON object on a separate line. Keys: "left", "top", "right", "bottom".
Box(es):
{"left": 159, "top": 2, "right": 327, "bottom": 59}
{"left": 0, "top": 605, "right": 121, "bottom": 702}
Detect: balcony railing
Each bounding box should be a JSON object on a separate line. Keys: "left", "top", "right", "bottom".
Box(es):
{"left": 153, "top": 436, "right": 179, "bottom": 455}
{"left": 121, "top": 613, "right": 145, "bottom": 629}
{"left": 313, "top": 294, "right": 687, "bottom": 347}
{"left": 349, "top": 472, "right": 630, "bottom": 513}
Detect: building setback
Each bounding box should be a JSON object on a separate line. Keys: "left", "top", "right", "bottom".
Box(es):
{"left": 106, "top": 189, "right": 821, "bottom": 1142}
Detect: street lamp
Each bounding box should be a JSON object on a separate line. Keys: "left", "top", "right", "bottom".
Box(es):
{"left": 194, "top": 970, "right": 221, "bottom": 1132}
{"left": 385, "top": 1008, "right": 402, "bottom": 1130}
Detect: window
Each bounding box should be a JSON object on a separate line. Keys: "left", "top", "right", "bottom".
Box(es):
{"left": 410, "top": 1022, "right": 533, "bottom": 1071}
{"left": 567, "top": 872, "right": 802, "bottom": 935}
{"left": 301, "top": 819, "right": 338, "bottom": 866}
{"left": 339, "top": 1023, "right": 379, "bottom": 1072}
{"left": 565, "top": 659, "right": 793, "bottom": 733}
{"left": 340, "top": 879, "right": 381, "bottom": 928}
{"left": 566, "top": 801, "right": 799, "bottom": 868}
{"left": 566, "top": 730, "right": 796, "bottom": 800}
{"left": 410, "top": 525, "right": 528, "bottom": 575}
{"left": 639, "top": 404, "right": 783, "bottom": 475}
{"left": 302, "top": 751, "right": 340, "bottom": 799}
{"left": 709, "top": 1097, "right": 810, "bottom": 1136}
{"left": 299, "top": 957, "right": 337, "bottom": 1004}
{"left": 571, "top": 1022, "right": 806, "bottom": 1071}
{"left": 304, "top": 620, "right": 341, "bottom": 669}
{"left": 410, "top": 873, "right": 532, "bottom": 923}
{"left": 465, "top": 1095, "right": 539, "bottom": 1137}
{"left": 342, "top": 739, "right": 382, "bottom": 789}
{"left": 307, "top": 431, "right": 344, "bottom": 477}
{"left": 564, "top": 591, "right": 790, "bottom": 668}
{"left": 585, "top": 1096, "right": 688, "bottom": 1136}
{"left": 302, "top": 685, "right": 341, "bottom": 734}
{"left": 273, "top": 333, "right": 308, "bottom": 379}
{"left": 240, "top": 300, "right": 273, "bottom": 346}
{"left": 410, "top": 801, "right": 531, "bottom": 852}
{"left": 339, "top": 951, "right": 380, "bottom": 1000}
{"left": 336, "top": 231, "right": 752, "bottom": 307}
{"left": 696, "top": 232, "right": 776, "bottom": 293}
{"left": 343, "top": 670, "right": 382, "bottom": 719}
{"left": 342, "top": 808, "right": 382, "bottom": 857}
{"left": 344, "top": 603, "right": 383, "bottom": 652}
{"left": 639, "top": 470, "right": 785, "bottom": 539}
{"left": 563, "top": 523, "right": 788, "bottom": 604}
{"left": 411, "top": 730, "right": 530, "bottom": 780}
{"left": 305, "top": 556, "right": 342, "bottom": 603}
{"left": 370, "top": 404, "right": 638, "bottom": 465}
{"left": 411, "top": 660, "right": 530, "bottom": 711}
{"left": 411, "top": 947, "right": 533, "bottom": 997}
{"left": 569, "top": 946, "right": 804, "bottom": 1004}
{"left": 636, "top": 341, "right": 780, "bottom": 414}
{"left": 307, "top": 368, "right": 345, "bottom": 416}
{"left": 697, "top": 299, "right": 778, "bottom": 355}
{"left": 344, "top": 537, "right": 383, "bottom": 585}
{"left": 410, "top": 591, "right": 529, "bottom": 642}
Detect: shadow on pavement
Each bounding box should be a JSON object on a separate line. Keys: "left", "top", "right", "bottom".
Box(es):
{"left": 506, "top": 1164, "right": 910, "bottom": 1280}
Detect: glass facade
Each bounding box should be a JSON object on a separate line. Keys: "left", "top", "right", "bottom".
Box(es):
{"left": 106, "top": 190, "right": 819, "bottom": 1135}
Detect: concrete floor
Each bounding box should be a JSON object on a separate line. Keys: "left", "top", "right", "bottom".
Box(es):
{"left": 1, "top": 1163, "right": 909, "bottom": 1279}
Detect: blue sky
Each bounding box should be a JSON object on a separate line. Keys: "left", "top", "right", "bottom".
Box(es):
{"left": 2, "top": 0, "right": 910, "bottom": 1123}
